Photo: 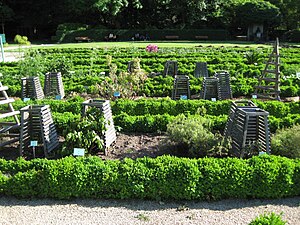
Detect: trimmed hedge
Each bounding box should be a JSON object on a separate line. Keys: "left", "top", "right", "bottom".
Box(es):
{"left": 0, "top": 155, "right": 299, "bottom": 200}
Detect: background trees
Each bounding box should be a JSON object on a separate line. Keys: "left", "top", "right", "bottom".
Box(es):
{"left": 0, "top": 0, "right": 298, "bottom": 39}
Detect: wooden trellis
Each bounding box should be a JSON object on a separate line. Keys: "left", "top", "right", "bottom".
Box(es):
{"left": 172, "top": 75, "right": 190, "bottom": 100}
{"left": 200, "top": 77, "right": 218, "bottom": 100}
{"left": 44, "top": 72, "right": 65, "bottom": 99}
{"left": 163, "top": 60, "right": 178, "bottom": 77}
{"left": 21, "top": 77, "right": 44, "bottom": 100}
{"left": 0, "top": 82, "right": 20, "bottom": 147}
{"left": 20, "top": 105, "right": 59, "bottom": 157}
{"left": 224, "top": 100, "right": 270, "bottom": 158}
{"left": 82, "top": 99, "right": 116, "bottom": 154}
{"left": 215, "top": 71, "right": 233, "bottom": 100}
{"left": 194, "top": 62, "right": 208, "bottom": 78}
{"left": 127, "top": 61, "right": 134, "bottom": 73}
{"left": 254, "top": 38, "right": 281, "bottom": 100}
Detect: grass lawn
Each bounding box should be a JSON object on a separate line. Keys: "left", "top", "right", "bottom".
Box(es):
{"left": 4, "top": 41, "right": 275, "bottom": 51}
{"left": 4, "top": 40, "right": 299, "bottom": 52}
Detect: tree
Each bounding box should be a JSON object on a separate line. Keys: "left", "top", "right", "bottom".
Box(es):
{"left": 0, "top": 2, "right": 14, "bottom": 33}
{"left": 235, "top": 0, "right": 281, "bottom": 30}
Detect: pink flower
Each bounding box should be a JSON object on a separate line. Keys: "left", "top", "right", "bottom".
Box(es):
{"left": 146, "top": 44, "right": 158, "bottom": 53}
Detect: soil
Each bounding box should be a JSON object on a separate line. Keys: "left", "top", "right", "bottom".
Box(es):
{"left": 100, "top": 132, "right": 177, "bottom": 160}
{"left": 0, "top": 133, "right": 177, "bottom": 161}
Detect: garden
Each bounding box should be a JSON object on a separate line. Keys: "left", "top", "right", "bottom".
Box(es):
{"left": 0, "top": 42, "right": 299, "bottom": 213}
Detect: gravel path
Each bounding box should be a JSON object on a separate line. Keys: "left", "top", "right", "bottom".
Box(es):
{"left": 0, "top": 197, "right": 299, "bottom": 225}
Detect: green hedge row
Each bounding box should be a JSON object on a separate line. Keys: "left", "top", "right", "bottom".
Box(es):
{"left": 0, "top": 155, "right": 299, "bottom": 200}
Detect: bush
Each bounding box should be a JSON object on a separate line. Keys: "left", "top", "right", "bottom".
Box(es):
{"left": 271, "top": 125, "right": 300, "bottom": 158}
{"left": 0, "top": 155, "right": 299, "bottom": 200}
{"left": 249, "top": 212, "right": 286, "bottom": 225}
{"left": 14, "top": 34, "right": 31, "bottom": 45}
{"left": 166, "top": 114, "right": 229, "bottom": 157}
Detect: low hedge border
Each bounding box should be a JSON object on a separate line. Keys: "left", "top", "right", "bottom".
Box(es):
{"left": 0, "top": 155, "right": 299, "bottom": 200}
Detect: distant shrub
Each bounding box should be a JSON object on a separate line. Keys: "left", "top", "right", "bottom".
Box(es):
{"left": 271, "top": 124, "right": 300, "bottom": 158}
{"left": 249, "top": 212, "right": 286, "bottom": 225}
{"left": 14, "top": 34, "right": 30, "bottom": 45}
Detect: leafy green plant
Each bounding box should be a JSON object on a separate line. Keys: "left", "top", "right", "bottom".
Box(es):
{"left": 14, "top": 34, "right": 30, "bottom": 45}
{"left": 63, "top": 108, "right": 106, "bottom": 156}
{"left": 271, "top": 124, "right": 300, "bottom": 158}
{"left": 98, "top": 56, "right": 147, "bottom": 99}
{"left": 166, "top": 114, "right": 229, "bottom": 157}
{"left": 249, "top": 212, "right": 286, "bottom": 225}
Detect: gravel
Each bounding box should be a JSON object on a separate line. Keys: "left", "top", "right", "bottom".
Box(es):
{"left": 0, "top": 196, "right": 299, "bottom": 225}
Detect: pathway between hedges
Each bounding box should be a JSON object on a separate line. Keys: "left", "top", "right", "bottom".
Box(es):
{"left": 0, "top": 196, "right": 299, "bottom": 225}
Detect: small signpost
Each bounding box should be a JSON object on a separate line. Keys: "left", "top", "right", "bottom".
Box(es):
{"left": 73, "top": 148, "right": 85, "bottom": 157}
{"left": 252, "top": 95, "right": 257, "bottom": 99}
{"left": 30, "top": 141, "right": 38, "bottom": 158}
{"left": 114, "top": 91, "right": 120, "bottom": 97}
{"left": 211, "top": 98, "right": 217, "bottom": 102}
{"left": 180, "top": 95, "right": 187, "bottom": 100}
{"left": 23, "top": 97, "right": 31, "bottom": 102}
{"left": 55, "top": 95, "right": 62, "bottom": 100}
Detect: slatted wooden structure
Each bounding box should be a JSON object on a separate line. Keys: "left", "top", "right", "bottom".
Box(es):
{"left": 215, "top": 71, "right": 233, "bottom": 100}
{"left": 172, "top": 75, "right": 191, "bottom": 100}
{"left": 82, "top": 99, "right": 116, "bottom": 154}
{"left": 0, "top": 82, "right": 20, "bottom": 147}
{"left": 127, "top": 61, "right": 134, "bottom": 73}
{"left": 44, "top": 72, "right": 65, "bottom": 99}
{"left": 254, "top": 38, "right": 281, "bottom": 100}
{"left": 194, "top": 62, "right": 208, "bottom": 78}
{"left": 224, "top": 100, "right": 270, "bottom": 158}
{"left": 21, "top": 77, "right": 44, "bottom": 100}
{"left": 163, "top": 60, "right": 178, "bottom": 77}
{"left": 200, "top": 77, "right": 218, "bottom": 100}
{"left": 20, "top": 105, "right": 59, "bottom": 157}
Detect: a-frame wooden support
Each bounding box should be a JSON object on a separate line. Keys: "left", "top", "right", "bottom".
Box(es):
{"left": 254, "top": 38, "right": 281, "bottom": 100}
{"left": 0, "top": 82, "right": 20, "bottom": 147}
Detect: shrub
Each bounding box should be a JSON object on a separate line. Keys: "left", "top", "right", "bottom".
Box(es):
{"left": 166, "top": 114, "right": 229, "bottom": 157}
{"left": 14, "top": 34, "right": 30, "bottom": 45}
{"left": 271, "top": 124, "right": 300, "bottom": 158}
{"left": 248, "top": 212, "right": 286, "bottom": 225}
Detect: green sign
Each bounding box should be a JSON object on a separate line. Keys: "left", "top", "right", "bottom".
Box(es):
{"left": 0, "top": 34, "right": 6, "bottom": 44}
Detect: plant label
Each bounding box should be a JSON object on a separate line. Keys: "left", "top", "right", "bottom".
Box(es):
{"left": 114, "top": 92, "right": 120, "bottom": 97}
{"left": 30, "top": 141, "right": 38, "bottom": 147}
{"left": 259, "top": 151, "right": 266, "bottom": 156}
{"left": 73, "top": 148, "right": 85, "bottom": 156}
{"left": 180, "top": 95, "right": 187, "bottom": 100}
{"left": 252, "top": 95, "right": 257, "bottom": 99}
{"left": 296, "top": 72, "right": 300, "bottom": 79}
{"left": 23, "top": 98, "right": 31, "bottom": 102}
{"left": 211, "top": 98, "right": 217, "bottom": 102}
{"left": 55, "top": 95, "right": 62, "bottom": 100}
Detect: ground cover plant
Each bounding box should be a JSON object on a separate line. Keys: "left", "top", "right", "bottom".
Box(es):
{"left": 1, "top": 45, "right": 299, "bottom": 98}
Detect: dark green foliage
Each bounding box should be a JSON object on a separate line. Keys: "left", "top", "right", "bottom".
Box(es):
{"left": 249, "top": 212, "right": 286, "bottom": 225}
{"left": 0, "top": 155, "right": 299, "bottom": 200}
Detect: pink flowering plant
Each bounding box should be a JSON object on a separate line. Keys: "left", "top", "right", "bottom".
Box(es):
{"left": 146, "top": 44, "right": 158, "bottom": 53}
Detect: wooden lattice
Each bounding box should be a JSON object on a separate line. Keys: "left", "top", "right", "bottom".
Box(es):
{"left": 44, "top": 72, "right": 65, "bottom": 99}
{"left": 21, "top": 77, "right": 44, "bottom": 100}
{"left": 224, "top": 100, "right": 271, "bottom": 158}
{"left": 163, "top": 60, "right": 178, "bottom": 77}
{"left": 254, "top": 38, "right": 281, "bottom": 100}
{"left": 0, "top": 82, "right": 20, "bottom": 147}
{"left": 20, "top": 105, "right": 59, "bottom": 157}
{"left": 172, "top": 75, "right": 190, "bottom": 100}
{"left": 200, "top": 77, "right": 218, "bottom": 100}
{"left": 82, "top": 99, "right": 116, "bottom": 154}
{"left": 215, "top": 71, "right": 233, "bottom": 100}
{"left": 194, "top": 62, "right": 208, "bottom": 78}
